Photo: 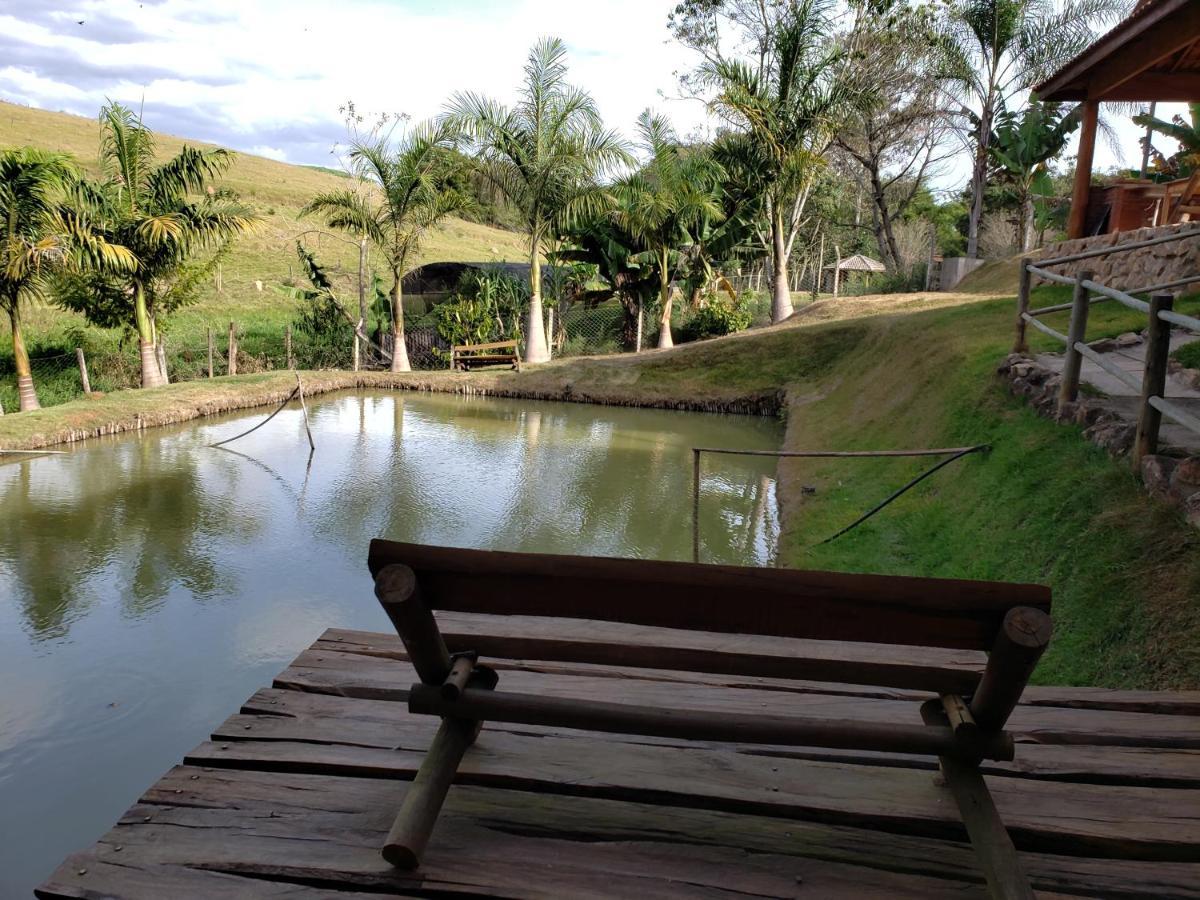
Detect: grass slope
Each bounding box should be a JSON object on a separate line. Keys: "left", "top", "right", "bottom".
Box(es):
{"left": 0, "top": 101, "right": 528, "bottom": 349}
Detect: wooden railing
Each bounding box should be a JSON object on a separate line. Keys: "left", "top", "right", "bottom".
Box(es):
{"left": 1013, "top": 232, "right": 1200, "bottom": 464}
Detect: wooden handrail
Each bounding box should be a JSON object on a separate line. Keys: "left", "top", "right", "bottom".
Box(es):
{"left": 452, "top": 339, "right": 518, "bottom": 352}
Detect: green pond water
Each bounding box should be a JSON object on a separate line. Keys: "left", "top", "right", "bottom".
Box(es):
{"left": 0, "top": 390, "right": 782, "bottom": 895}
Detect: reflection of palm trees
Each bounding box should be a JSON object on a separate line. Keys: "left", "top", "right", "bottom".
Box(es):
{"left": 0, "top": 443, "right": 263, "bottom": 640}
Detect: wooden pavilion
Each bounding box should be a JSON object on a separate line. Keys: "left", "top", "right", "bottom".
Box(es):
{"left": 1035, "top": 0, "right": 1200, "bottom": 238}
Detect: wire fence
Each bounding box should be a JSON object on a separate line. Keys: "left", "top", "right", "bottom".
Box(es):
{"left": 0, "top": 291, "right": 779, "bottom": 413}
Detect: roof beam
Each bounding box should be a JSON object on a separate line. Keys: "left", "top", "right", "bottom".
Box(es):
{"left": 1087, "top": 5, "right": 1200, "bottom": 99}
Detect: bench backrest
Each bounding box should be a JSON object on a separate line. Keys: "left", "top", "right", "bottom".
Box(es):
{"left": 452, "top": 340, "right": 519, "bottom": 353}
{"left": 368, "top": 540, "right": 1051, "bottom": 652}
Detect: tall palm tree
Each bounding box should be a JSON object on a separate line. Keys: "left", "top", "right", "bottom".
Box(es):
{"left": 613, "top": 111, "right": 724, "bottom": 349}
{"left": 303, "top": 120, "right": 470, "bottom": 372}
{"left": 64, "top": 102, "right": 260, "bottom": 388}
{"left": 706, "top": 0, "right": 848, "bottom": 324}
{"left": 1, "top": 148, "right": 132, "bottom": 410}
{"left": 446, "top": 37, "right": 632, "bottom": 364}
{"left": 937, "top": 0, "right": 1125, "bottom": 258}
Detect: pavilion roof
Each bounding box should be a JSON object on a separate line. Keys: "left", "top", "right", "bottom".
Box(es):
{"left": 824, "top": 254, "right": 887, "bottom": 273}
{"left": 1034, "top": 0, "right": 1200, "bottom": 102}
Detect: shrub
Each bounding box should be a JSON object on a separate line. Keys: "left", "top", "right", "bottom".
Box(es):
{"left": 679, "top": 292, "right": 754, "bottom": 342}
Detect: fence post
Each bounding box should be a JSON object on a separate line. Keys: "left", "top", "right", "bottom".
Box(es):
{"left": 692, "top": 448, "right": 702, "bottom": 564}
{"left": 546, "top": 307, "right": 555, "bottom": 360}
{"left": 76, "top": 347, "right": 91, "bottom": 394}
{"left": 1013, "top": 262, "right": 1032, "bottom": 354}
{"left": 1057, "top": 270, "right": 1093, "bottom": 413}
{"left": 228, "top": 321, "right": 238, "bottom": 376}
{"left": 286, "top": 324, "right": 294, "bottom": 370}
{"left": 207, "top": 328, "right": 214, "bottom": 378}
{"left": 1134, "top": 293, "right": 1175, "bottom": 465}
{"left": 352, "top": 331, "right": 360, "bottom": 372}
{"left": 635, "top": 301, "right": 643, "bottom": 353}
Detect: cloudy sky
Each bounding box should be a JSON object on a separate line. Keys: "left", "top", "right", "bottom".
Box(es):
{"left": 0, "top": 0, "right": 1176, "bottom": 191}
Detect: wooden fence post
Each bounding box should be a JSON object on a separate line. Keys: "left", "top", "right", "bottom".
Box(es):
{"left": 546, "top": 307, "right": 555, "bottom": 360}
{"left": 352, "top": 331, "right": 360, "bottom": 372}
{"left": 207, "top": 328, "right": 214, "bottom": 378}
{"left": 76, "top": 347, "right": 91, "bottom": 394}
{"left": 1134, "top": 292, "right": 1175, "bottom": 465}
{"left": 286, "top": 325, "right": 294, "bottom": 370}
{"left": 1057, "top": 270, "right": 1092, "bottom": 413}
{"left": 1013, "top": 262, "right": 1032, "bottom": 354}
{"left": 227, "top": 321, "right": 237, "bottom": 376}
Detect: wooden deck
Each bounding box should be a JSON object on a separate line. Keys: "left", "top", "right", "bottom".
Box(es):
{"left": 38, "top": 613, "right": 1200, "bottom": 898}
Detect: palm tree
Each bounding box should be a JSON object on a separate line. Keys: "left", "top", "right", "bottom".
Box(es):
{"left": 303, "top": 120, "right": 470, "bottom": 372}
{"left": 1, "top": 148, "right": 132, "bottom": 410}
{"left": 64, "top": 103, "right": 260, "bottom": 388}
{"left": 1133, "top": 103, "right": 1200, "bottom": 177}
{"left": 937, "top": 0, "right": 1125, "bottom": 259}
{"left": 706, "top": 0, "right": 848, "bottom": 324}
{"left": 446, "top": 37, "right": 632, "bottom": 364}
{"left": 613, "top": 111, "right": 723, "bottom": 349}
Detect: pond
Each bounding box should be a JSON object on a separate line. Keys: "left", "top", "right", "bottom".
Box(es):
{"left": 0, "top": 390, "right": 782, "bottom": 895}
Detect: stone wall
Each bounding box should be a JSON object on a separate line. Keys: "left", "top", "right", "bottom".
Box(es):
{"left": 938, "top": 256, "right": 986, "bottom": 290}
{"left": 1035, "top": 223, "right": 1200, "bottom": 291}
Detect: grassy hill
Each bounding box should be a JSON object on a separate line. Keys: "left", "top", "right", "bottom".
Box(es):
{"left": 0, "top": 100, "right": 529, "bottom": 351}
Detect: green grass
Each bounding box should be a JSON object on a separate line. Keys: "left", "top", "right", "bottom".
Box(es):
{"left": 1174, "top": 340, "right": 1200, "bottom": 370}
{"left": 0, "top": 100, "right": 531, "bottom": 401}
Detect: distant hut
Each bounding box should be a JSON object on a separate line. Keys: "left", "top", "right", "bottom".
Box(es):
{"left": 822, "top": 254, "right": 887, "bottom": 297}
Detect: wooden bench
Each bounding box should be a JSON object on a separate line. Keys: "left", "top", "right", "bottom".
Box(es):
{"left": 367, "top": 539, "right": 1053, "bottom": 899}
{"left": 449, "top": 339, "right": 520, "bottom": 372}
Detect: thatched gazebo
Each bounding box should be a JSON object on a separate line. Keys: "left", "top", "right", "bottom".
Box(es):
{"left": 823, "top": 254, "right": 887, "bottom": 297}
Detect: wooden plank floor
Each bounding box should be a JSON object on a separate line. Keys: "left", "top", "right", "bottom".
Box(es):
{"left": 38, "top": 615, "right": 1200, "bottom": 898}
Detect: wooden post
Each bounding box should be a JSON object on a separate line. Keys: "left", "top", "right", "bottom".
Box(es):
{"left": 207, "top": 328, "right": 214, "bottom": 378}
{"left": 812, "top": 233, "right": 824, "bottom": 303}
{"left": 968, "top": 607, "right": 1052, "bottom": 732}
{"left": 352, "top": 331, "right": 360, "bottom": 372}
{"left": 75, "top": 347, "right": 91, "bottom": 394}
{"left": 1067, "top": 100, "right": 1099, "bottom": 240}
{"left": 227, "top": 322, "right": 237, "bottom": 376}
{"left": 924, "top": 226, "right": 937, "bottom": 291}
{"left": 382, "top": 715, "right": 479, "bottom": 869}
{"left": 1013, "top": 263, "right": 1032, "bottom": 354}
{"left": 374, "top": 564, "right": 452, "bottom": 685}
{"left": 1057, "top": 270, "right": 1092, "bottom": 412}
{"left": 832, "top": 245, "right": 842, "bottom": 299}
{"left": 1134, "top": 292, "right": 1175, "bottom": 465}
{"left": 285, "top": 324, "right": 294, "bottom": 370}
{"left": 921, "top": 701, "right": 1034, "bottom": 900}
{"left": 441, "top": 653, "right": 478, "bottom": 701}
{"left": 635, "top": 301, "right": 643, "bottom": 353}
{"left": 295, "top": 373, "right": 315, "bottom": 451}
{"left": 692, "top": 448, "right": 702, "bottom": 564}
{"left": 546, "top": 307, "right": 555, "bottom": 360}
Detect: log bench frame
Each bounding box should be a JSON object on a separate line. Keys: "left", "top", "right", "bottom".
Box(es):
{"left": 449, "top": 339, "right": 521, "bottom": 372}
{"left": 368, "top": 539, "right": 1052, "bottom": 899}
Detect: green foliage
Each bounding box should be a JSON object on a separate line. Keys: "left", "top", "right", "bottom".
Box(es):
{"left": 284, "top": 243, "right": 354, "bottom": 368}
{"left": 1173, "top": 340, "right": 1200, "bottom": 371}
{"left": 432, "top": 267, "right": 529, "bottom": 354}
{"left": 678, "top": 292, "right": 753, "bottom": 342}
{"left": 1134, "top": 103, "right": 1200, "bottom": 178}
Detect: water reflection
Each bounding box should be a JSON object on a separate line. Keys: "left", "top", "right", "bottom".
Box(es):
{"left": 0, "top": 390, "right": 781, "bottom": 897}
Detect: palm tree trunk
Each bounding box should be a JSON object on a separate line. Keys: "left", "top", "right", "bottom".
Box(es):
{"left": 8, "top": 305, "right": 39, "bottom": 411}
{"left": 1019, "top": 192, "right": 1035, "bottom": 254}
{"left": 525, "top": 243, "right": 550, "bottom": 364}
{"left": 967, "top": 100, "right": 995, "bottom": 259}
{"left": 389, "top": 273, "right": 411, "bottom": 373}
{"left": 770, "top": 205, "right": 793, "bottom": 323}
{"left": 657, "top": 252, "right": 674, "bottom": 349}
{"left": 134, "top": 283, "right": 166, "bottom": 388}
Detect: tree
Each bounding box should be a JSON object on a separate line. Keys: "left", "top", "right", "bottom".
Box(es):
{"left": 446, "top": 37, "right": 632, "bottom": 363}
{"left": 613, "top": 111, "right": 724, "bottom": 348}
{"left": 304, "top": 119, "right": 470, "bottom": 372}
{"left": 59, "top": 103, "right": 260, "bottom": 388}
{"left": 988, "top": 100, "right": 1080, "bottom": 252}
{"left": 836, "top": 3, "right": 949, "bottom": 272}
{"left": 936, "top": 0, "right": 1125, "bottom": 259}
{"left": 1, "top": 148, "right": 132, "bottom": 410}
{"left": 1133, "top": 102, "right": 1200, "bottom": 178}
{"left": 704, "top": 0, "right": 849, "bottom": 323}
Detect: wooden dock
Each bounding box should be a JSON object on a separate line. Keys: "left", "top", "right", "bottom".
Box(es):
{"left": 38, "top": 613, "right": 1200, "bottom": 898}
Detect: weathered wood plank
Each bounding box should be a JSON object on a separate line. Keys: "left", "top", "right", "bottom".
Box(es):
{"left": 233, "top": 687, "right": 1200, "bottom": 787}
{"left": 42, "top": 767, "right": 1200, "bottom": 899}
{"left": 321, "top": 624, "right": 1200, "bottom": 715}
{"left": 367, "top": 540, "right": 1051, "bottom": 651}
{"left": 276, "top": 646, "right": 1200, "bottom": 749}
{"left": 188, "top": 721, "right": 1200, "bottom": 860}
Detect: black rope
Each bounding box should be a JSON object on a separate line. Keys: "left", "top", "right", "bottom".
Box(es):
{"left": 208, "top": 386, "right": 300, "bottom": 448}
{"left": 819, "top": 445, "right": 990, "bottom": 545}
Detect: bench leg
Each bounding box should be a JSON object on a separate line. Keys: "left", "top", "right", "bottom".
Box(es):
{"left": 921, "top": 700, "right": 1034, "bottom": 900}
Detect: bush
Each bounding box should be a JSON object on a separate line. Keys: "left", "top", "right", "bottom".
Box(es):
{"left": 678, "top": 292, "right": 754, "bottom": 342}
{"left": 1173, "top": 340, "right": 1200, "bottom": 370}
